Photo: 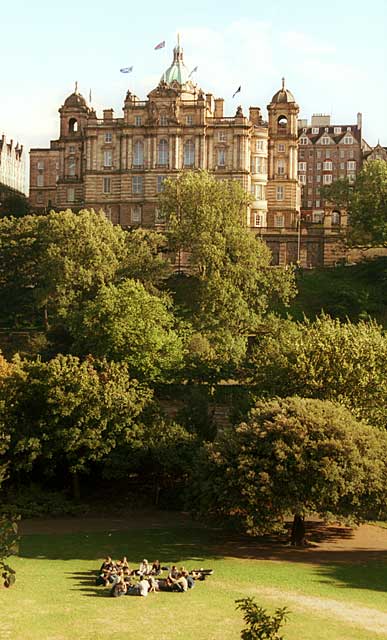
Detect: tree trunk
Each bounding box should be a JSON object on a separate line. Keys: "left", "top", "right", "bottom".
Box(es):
{"left": 43, "top": 305, "right": 49, "bottom": 331}
{"left": 290, "top": 513, "right": 306, "bottom": 546}
{"left": 71, "top": 471, "right": 81, "bottom": 501}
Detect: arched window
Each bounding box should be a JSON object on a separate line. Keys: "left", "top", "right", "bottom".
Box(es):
{"left": 158, "top": 139, "right": 169, "bottom": 166}
{"left": 68, "top": 118, "right": 78, "bottom": 133}
{"left": 68, "top": 156, "right": 76, "bottom": 176}
{"left": 133, "top": 140, "right": 144, "bottom": 166}
{"left": 332, "top": 211, "right": 340, "bottom": 225}
{"left": 277, "top": 115, "right": 288, "bottom": 129}
{"left": 183, "top": 140, "right": 195, "bottom": 166}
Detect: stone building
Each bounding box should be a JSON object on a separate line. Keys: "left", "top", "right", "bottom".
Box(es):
{"left": 363, "top": 142, "right": 387, "bottom": 163}
{"left": 0, "top": 134, "right": 26, "bottom": 195}
{"left": 30, "top": 41, "right": 349, "bottom": 267}
{"left": 297, "top": 113, "right": 363, "bottom": 221}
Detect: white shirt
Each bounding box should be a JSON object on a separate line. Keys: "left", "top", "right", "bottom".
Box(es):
{"left": 139, "top": 579, "right": 149, "bottom": 597}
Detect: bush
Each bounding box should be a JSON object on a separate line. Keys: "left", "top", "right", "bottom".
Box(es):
{"left": 2, "top": 485, "right": 86, "bottom": 518}
{"left": 236, "top": 597, "right": 289, "bottom": 639}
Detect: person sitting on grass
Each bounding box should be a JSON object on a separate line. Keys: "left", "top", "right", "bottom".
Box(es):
{"left": 138, "top": 559, "right": 150, "bottom": 576}
{"left": 151, "top": 560, "right": 161, "bottom": 575}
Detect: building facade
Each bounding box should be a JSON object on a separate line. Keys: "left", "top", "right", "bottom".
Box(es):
{"left": 30, "top": 42, "right": 349, "bottom": 267}
{"left": 0, "top": 134, "right": 25, "bottom": 195}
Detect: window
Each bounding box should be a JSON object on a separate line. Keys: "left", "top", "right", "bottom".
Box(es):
{"left": 55, "top": 162, "right": 60, "bottom": 171}
{"left": 317, "top": 151, "right": 322, "bottom": 158}
{"left": 276, "top": 186, "right": 284, "bottom": 201}
{"left": 255, "top": 140, "right": 265, "bottom": 151}
{"left": 316, "top": 175, "right": 321, "bottom": 182}
{"left": 308, "top": 175, "right": 313, "bottom": 183}
{"left": 307, "top": 200, "right": 312, "bottom": 208}
{"left": 323, "top": 160, "right": 332, "bottom": 171}
{"left": 274, "top": 214, "right": 284, "bottom": 227}
{"left": 68, "top": 156, "right": 76, "bottom": 176}
{"left": 158, "top": 139, "right": 169, "bottom": 165}
{"left": 299, "top": 137, "right": 308, "bottom": 145}
{"left": 183, "top": 140, "right": 195, "bottom": 166}
{"left": 155, "top": 207, "right": 166, "bottom": 223}
{"left": 340, "top": 150, "right": 345, "bottom": 158}
{"left": 218, "top": 131, "right": 227, "bottom": 142}
{"left": 347, "top": 126, "right": 351, "bottom": 131}
{"left": 343, "top": 136, "right": 353, "bottom": 145}
{"left": 315, "top": 199, "right": 320, "bottom": 208}
{"left": 133, "top": 140, "right": 144, "bottom": 166}
{"left": 298, "top": 162, "right": 307, "bottom": 171}
{"left": 253, "top": 212, "right": 263, "bottom": 227}
{"left": 348, "top": 173, "right": 356, "bottom": 183}
{"left": 36, "top": 192, "right": 43, "bottom": 204}
{"left": 131, "top": 205, "right": 142, "bottom": 223}
{"left": 134, "top": 116, "right": 142, "bottom": 127}
{"left": 324, "top": 127, "right": 329, "bottom": 132}
{"left": 103, "top": 150, "right": 112, "bottom": 167}
{"left": 251, "top": 156, "right": 264, "bottom": 173}
{"left": 334, "top": 127, "right": 342, "bottom": 134}
{"left": 157, "top": 175, "right": 166, "bottom": 192}
{"left": 132, "top": 175, "right": 143, "bottom": 194}
{"left": 67, "top": 188, "right": 75, "bottom": 202}
{"left": 347, "top": 160, "right": 356, "bottom": 171}
{"left": 308, "top": 188, "right": 313, "bottom": 194}
{"left": 323, "top": 174, "right": 332, "bottom": 184}
{"left": 160, "top": 114, "right": 168, "bottom": 126}
{"left": 316, "top": 162, "right": 321, "bottom": 170}
{"left": 278, "top": 143, "right": 285, "bottom": 152}
{"left": 312, "top": 211, "right": 323, "bottom": 223}
{"left": 312, "top": 127, "right": 319, "bottom": 134}
{"left": 299, "top": 174, "right": 306, "bottom": 184}
{"left": 186, "top": 115, "right": 193, "bottom": 125}
{"left": 69, "top": 146, "right": 75, "bottom": 153}
{"left": 251, "top": 183, "right": 264, "bottom": 200}
{"left": 37, "top": 174, "right": 44, "bottom": 186}
{"left": 104, "top": 132, "right": 112, "bottom": 143}
{"left": 321, "top": 136, "right": 330, "bottom": 145}
{"left": 217, "top": 148, "right": 226, "bottom": 166}
{"left": 332, "top": 211, "right": 340, "bottom": 224}
{"left": 103, "top": 177, "right": 111, "bottom": 193}
{"left": 277, "top": 160, "right": 285, "bottom": 175}
{"left": 37, "top": 160, "right": 44, "bottom": 170}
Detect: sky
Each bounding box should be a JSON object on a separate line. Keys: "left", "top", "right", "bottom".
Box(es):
{"left": 0, "top": 0, "right": 386, "bottom": 187}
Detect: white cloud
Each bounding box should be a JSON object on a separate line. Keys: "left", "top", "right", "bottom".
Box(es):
{"left": 283, "top": 31, "right": 337, "bottom": 55}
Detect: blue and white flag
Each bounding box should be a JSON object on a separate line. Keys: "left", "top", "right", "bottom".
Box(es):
{"left": 120, "top": 66, "right": 133, "bottom": 74}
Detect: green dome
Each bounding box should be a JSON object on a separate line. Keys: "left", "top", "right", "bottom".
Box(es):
{"left": 161, "top": 43, "right": 189, "bottom": 85}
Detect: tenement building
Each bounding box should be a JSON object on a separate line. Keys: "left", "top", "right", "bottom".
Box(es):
{"left": 0, "top": 134, "right": 26, "bottom": 196}
{"left": 30, "top": 41, "right": 349, "bottom": 267}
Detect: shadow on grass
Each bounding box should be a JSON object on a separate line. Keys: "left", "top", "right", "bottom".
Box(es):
{"left": 17, "top": 521, "right": 387, "bottom": 596}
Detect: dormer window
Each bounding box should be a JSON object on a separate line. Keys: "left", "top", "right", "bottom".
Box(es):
{"left": 321, "top": 136, "right": 330, "bottom": 145}
{"left": 105, "top": 132, "right": 112, "bottom": 143}
{"left": 312, "top": 127, "right": 319, "bottom": 134}
{"left": 343, "top": 136, "right": 353, "bottom": 145}
{"left": 334, "top": 127, "right": 342, "bottom": 134}
{"left": 299, "top": 137, "right": 308, "bottom": 145}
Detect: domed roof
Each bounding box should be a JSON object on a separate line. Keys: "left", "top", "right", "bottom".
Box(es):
{"left": 271, "top": 78, "right": 295, "bottom": 104}
{"left": 64, "top": 86, "right": 88, "bottom": 108}
{"left": 160, "top": 39, "right": 190, "bottom": 85}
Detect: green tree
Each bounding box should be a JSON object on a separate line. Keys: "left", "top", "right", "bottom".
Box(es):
{"left": 159, "top": 171, "right": 296, "bottom": 377}
{"left": 192, "top": 397, "right": 387, "bottom": 535}
{"left": 236, "top": 598, "right": 289, "bottom": 640}
{"left": 0, "top": 355, "right": 152, "bottom": 497}
{"left": 248, "top": 314, "right": 387, "bottom": 428}
{"left": 69, "top": 279, "right": 183, "bottom": 382}
{"left": 0, "top": 209, "right": 170, "bottom": 331}
{"left": 0, "top": 189, "right": 30, "bottom": 218}
{"left": 321, "top": 160, "right": 387, "bottom": 246}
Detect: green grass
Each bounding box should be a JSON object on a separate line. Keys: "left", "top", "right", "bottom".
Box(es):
{"left": 2, "top": 524, "right": 387, "bottom": 639}
{"left": 284, "top": 257, "right": 387, "bottom": 327}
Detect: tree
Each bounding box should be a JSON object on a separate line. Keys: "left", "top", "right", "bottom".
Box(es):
{"left": 248, "top": 314, "right": 387, "bottom": 428}
{"left": 159, "top": 171, "right": 296, "bottom": 377}
{"left": 0, "top": 209, "right": 170, "bottom": 330}
{"left": 0, "top": 355, "right": 152, "bottom": 497}
{"left": 122, "top": 228, "right": 171, "bottom": 292}
{"left": 191, "top": 397, "right": 387, "bottom": 535}
{"left": 0, "top": 189, "right": 30, "bottom": 218}
{"left": 236, "top": 598, "right": 289, "bottom": 640}
{"left": 321, "top": 160, "right": 387, "bottom": 246}
{"left": 69, "top": 279, "right": 183, "bottom": 382}
{"left": 0, "top": 515, "right": 19, "bottom": 588}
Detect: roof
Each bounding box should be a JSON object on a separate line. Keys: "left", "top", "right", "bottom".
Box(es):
{"left": 271, "top": 78, "right": 295, "bottom": 104}
{"left": 63, "top": 91, "right": 87, "bottom": 108}
{"left": 161, "top": 39, "right": 190, "bottom": 86}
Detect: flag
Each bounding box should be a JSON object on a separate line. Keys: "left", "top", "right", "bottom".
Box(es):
{"left": 120, "top": 66, "right": 133, "bottom": 73}
{"left": 89, "top": 89, "right": 92, "bottom": 103}
{"left": 189, "top": 66, "right": 198, "bottom": 77}
{"left": 232, "top": 85, "right": 241, "bottom": 98}
{"left": 154, "top": 40, "right": 165, "bottom": 50}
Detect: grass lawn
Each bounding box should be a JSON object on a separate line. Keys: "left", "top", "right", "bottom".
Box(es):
{"left": 2, "top": 522, "right": 387, "bottom": 640}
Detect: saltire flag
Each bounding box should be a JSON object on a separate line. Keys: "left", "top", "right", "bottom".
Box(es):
{"left": 120, "top": 66, "right": 133, "bottom": 73}
{"left": 154, "top": 40, "right": 165, "bottom": 50}
{"left": 232, "top": 85, "right": 241, "bottom": 98}
{"left": 189, "top": 66, "right": 198, "bottom": 77}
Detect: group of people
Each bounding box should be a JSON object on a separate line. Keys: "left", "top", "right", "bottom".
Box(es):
{"left": 96, "top": 556, "right": 213, "bottom": 598}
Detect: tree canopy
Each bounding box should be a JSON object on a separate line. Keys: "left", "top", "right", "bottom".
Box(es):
{"left": 191, "top": 396, "right": 387, "bottom": 535}
{"left": 69, "top": 279, "right": 183, "bottom": 382}
{"left": 321, "top": 159, "right": 387, "bottom": 246}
